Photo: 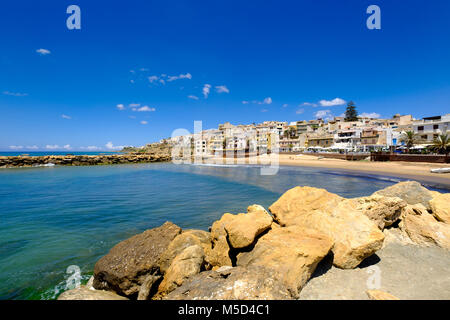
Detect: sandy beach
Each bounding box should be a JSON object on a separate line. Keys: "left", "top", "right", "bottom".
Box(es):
{"left": 201, "top": 154, "right": 450, "bottom": 189}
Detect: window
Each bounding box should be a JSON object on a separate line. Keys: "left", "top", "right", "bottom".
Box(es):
{"left": 433, "top": 124, "right": 439, "bottom": 130}
{"left": 418, "top": 126, "right": 424, "bottom": 131}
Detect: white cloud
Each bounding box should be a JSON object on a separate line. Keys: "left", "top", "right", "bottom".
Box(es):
{"left": 302, "top": 102, "right": 318, "bottom": 107}
{"left": 9, "top": 145, "right": 24, "bottom": 150}
{"left": 188, "top": 95, "right": 199, "bottom": 100}
{"left": 26, "top": 145, "right": 38, "bottom": 150}
{"left": 129, "top": 103, "right": 140, "bottom": 107}
{"left": 319, "top": 98, "right": 346, "bottom": 107}
{"left": 314, "top": 110, "right": 334, "bottom": 120}
{"left": 105, "top": 142, "right": 124, "bottom": 150}
{"left": 61, "top": 114, "right": 71, "bottom": 119}
{"left": 46, "top": 145, "right": 59, "bottom": 150}
{"left": 261, "top": 97, "right": 272, "bottom": 105}
{"left": 296, "top": 108, "right": 305, "bottom": 114}
{"left": 133, "top": 106, "right": 155, "bottom": 112}
{"left": 359, "top": 112, "right": 381, "bottom": 118}
{"left": 3, "top": 91, "right": 28, "bottom": 97}
{"left": 203, "top": 84, "right": 211, "bottom": 98}
{"left": 116, "top": 104, "right": 125, "bottom": 110}
{"left": 140, "top": 121, "right": 148, "bottom": 125}
{"left": 86, "top": 146, "right": 99, "bottom": 151}
{"left": 63, "top": 144, "right": 71, "bottom": 150}
{"left": 215, "top": 85, "right": 230, "bottom": 94}
{"left": 261, "top": 109, "right": 268, "bottom": 112}
{"left": 36, "top": 48, "right": 51, "bottom": 55}
{"left": 282, "top": 104, "right": 288, "bottom": 108}
{"left": 167, "top": 73, "right": 192, "bottom": 82}
{"left": 148, "top": 76, "right": 159, "bottom": 83}
{"left": 242, "top": 101, "right": 249, "bottom": 104}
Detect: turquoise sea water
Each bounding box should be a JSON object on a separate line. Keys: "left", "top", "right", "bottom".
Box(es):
{"left": 0, "top": 163, "right": 447, "bottom": 300}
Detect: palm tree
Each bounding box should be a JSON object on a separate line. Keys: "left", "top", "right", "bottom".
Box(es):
{"left": 429, "top": 134, "right": 450, "bottom": 155}
{"left": 400, "top": 131, "right": 417, "bottom": 152}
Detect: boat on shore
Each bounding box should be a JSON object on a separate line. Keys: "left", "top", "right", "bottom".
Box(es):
{"left": 431, "top": 168, "right": 450, "bottom": 174}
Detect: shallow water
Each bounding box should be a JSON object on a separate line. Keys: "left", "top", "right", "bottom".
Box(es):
{"left": 0, "top": 163, "right": 446, "bottom": 300}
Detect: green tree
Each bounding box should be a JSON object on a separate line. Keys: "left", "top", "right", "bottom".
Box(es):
{"left": 400, "top": 131, "right": 417, "bottom": 152}
{"left": 344, "top": 101, "right": 358, "bottom": 121}
{"left": 429, "top": 134, "right": 450, "bottom": 155}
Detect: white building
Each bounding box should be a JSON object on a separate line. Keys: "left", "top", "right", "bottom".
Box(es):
{"left": 413, "top": 114, "right": 450, "bottom": 143}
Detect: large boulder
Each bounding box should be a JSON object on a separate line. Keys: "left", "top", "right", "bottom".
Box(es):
{"left": 399, "top": 204, "right": 450, "bottom": 249}
{"left": 237, "top": 226, "right": 333, "bottom": 298}
{"left": 347, "top": 195, "right": 407, "bottom": 229}
{"left": 158, "top": 229, "right": 212, "bottom": 273}
{"left": 429, "top": 193, "right": 450, "bottom": 224}
{"left": 373, "top": 181, "right": 433, "bottom": 210}
{"left": 58, "top": 286, "right": 128, "bottom": 300}
{"left": 163, "top": 266, "right": 292, "bottom": 300}
{"left": 224, "top": 205, "right": 273, "bottom": 249}
{"left": 208, "top": 205, "right": 273, "bottom": 268}
{"left": 93, "top": 222, "right": 181, "bottom": 297}
{"left": 156, "top": 245, "right": 205, "bottom": 297}
{"left": 269, "top": 186, "right": 385, "bottom": 269}
{"left": 209, "top": 214, "right": 235, "bottom": 268}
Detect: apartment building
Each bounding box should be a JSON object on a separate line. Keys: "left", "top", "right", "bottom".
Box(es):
{"left": 413, "top": 114, "right": 450, "bottom": 143}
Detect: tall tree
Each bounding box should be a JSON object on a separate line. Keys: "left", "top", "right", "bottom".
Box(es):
{"left": 344, "top": 101, "right": 358, "bottom": 121}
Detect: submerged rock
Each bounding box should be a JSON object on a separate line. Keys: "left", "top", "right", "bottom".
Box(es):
{"left": 93, "top": 221, "right": 181, "bottom": 297}
{"left": 269, "top": 186, "right": 385, "bottom": 269}
{"left": 58, "top": 286, "right": 128, "bottom": 300}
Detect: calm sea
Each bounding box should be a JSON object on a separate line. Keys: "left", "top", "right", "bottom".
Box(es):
{"left": 0, "top": 163, "right": 446, "bottom": 300}
{"left": 0, "top": 152, "right": 122, "bottom": 157}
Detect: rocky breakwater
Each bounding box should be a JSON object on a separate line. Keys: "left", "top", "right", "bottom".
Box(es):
{"left": 0, "top": 153, "right": 171, "bottom": 168}
{"left": 58, "top": 181, "right": 450, "bottom": 300}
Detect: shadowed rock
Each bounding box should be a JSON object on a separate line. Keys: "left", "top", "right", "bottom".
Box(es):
{"left": 163, "top": 266, "right": 292, "bottom": 300}
{"left": 93, "top": 221, "right": 181, "bottom": 297}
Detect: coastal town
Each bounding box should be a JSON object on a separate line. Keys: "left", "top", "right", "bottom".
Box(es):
{"left": 149, "top": 107, "right": 450, "bottom": 157}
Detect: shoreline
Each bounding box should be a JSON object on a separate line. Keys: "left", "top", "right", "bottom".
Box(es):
{"left": 199, "top": 154, "right": 450, "bottom": 189}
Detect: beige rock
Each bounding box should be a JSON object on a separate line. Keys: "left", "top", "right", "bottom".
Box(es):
{"left": 269, "top": 186, "right": 385, "bottom": 269}
{"left": 157, "top": 245, "right": 205, "bottom": 296}
{"left": 399, "top": 205, "right": 450, "bottom": 249}
{"left": 209, "top": 213, "right": 235, "bottom": 267}
{"left": 366, "top": 290, "right": 400, "bottom": 300}
{"left": 57, "top": 286, "right": 128, "bottom": 300}
{"left": 208, "top": 205, "right": 273, "bottom": 267}
{"left": 430, "top": 193, "right": 450, "bottom": 224}
{"left": 373, "top": 181, "right": 433, "bottom": 210}
{"left": 348, "top": 195, "right": 406, "bottom": 229}
{"left": 158, "top": 229, "right": 212, "bottom": 274}
{"left": 93, "top": 221, "right": 181, "bottom": 296}
{"left": 163, "top": 266, "right": 292, "bottom": 300}
{"left": 237, "top": 226, "right": 333, "bottom": 298}
{"left": 224, "top": 205, "right": 273, "bottom": 249}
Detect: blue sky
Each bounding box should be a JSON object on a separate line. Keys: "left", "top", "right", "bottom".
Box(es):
{"left": 1, "top": 0, "right": 449, "bottom": 151}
